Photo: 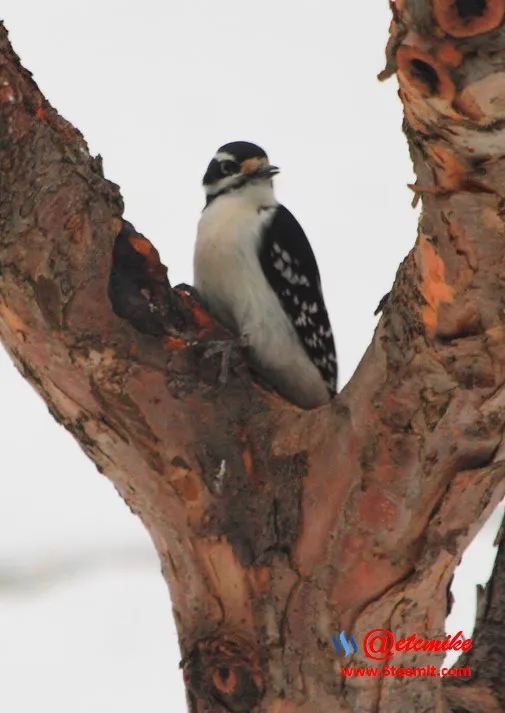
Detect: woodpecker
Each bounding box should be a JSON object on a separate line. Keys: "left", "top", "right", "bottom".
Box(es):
{"left": 193, "top": 141, "right": 337, "bottom": 409}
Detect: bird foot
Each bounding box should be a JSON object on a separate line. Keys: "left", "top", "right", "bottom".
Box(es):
{"left": 174, "top": 283, "right": 200, "bottom": 299}
{"left": 202, "top": 336, "right": 248, "bottom": 385}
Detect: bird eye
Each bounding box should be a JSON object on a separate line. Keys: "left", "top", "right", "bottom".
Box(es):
{"left": 220, "top": 160, "right": 239, "bottom": 176}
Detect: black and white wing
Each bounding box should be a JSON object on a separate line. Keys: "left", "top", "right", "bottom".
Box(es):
{"left": 258, "top": 204, "right": 338, "bottom": 395}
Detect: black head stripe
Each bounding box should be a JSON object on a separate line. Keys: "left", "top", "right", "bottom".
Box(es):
{"left": 203, "top": 141, "right": 269, "bottom": 189}
{"left": 217, "top": 141, "right": 268, "bottom": 164}
{"left": 204, "top": 172, "right": 258, "bottom": 207}
{"left": 203, "top": 158, "right": 222, "bottom": 186}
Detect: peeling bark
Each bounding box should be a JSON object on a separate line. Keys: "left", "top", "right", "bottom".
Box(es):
{"left": 2, "top": 3, "right": 505, "bottom": 710}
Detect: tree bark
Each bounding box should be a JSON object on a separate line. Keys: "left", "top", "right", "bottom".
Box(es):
{"left": 2, "top": 2, "right": 505, "bottom": 710}
{"left": 445, "top": 523, "right": 505, "bottom": 713}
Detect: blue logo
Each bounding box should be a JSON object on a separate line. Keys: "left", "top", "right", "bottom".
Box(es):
{"left": 332, "top": 632, "right": 358, "bottom": 658}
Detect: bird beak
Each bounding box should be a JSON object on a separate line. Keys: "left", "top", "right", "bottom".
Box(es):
{"left": 258, "top": 164, "right": 280, "bottom": 178}
{"left": 240, "top": 158, "right": 280, "bottom": 180}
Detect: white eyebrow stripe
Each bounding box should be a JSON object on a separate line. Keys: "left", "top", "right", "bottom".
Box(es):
{"left": 214, "top": 152, "right": 236, "bottom": 162}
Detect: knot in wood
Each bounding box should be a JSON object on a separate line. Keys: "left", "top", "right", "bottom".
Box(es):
{"left": 180, "top": 634, "right": 264, "bottom": 712}
{"left": 396, "top": 47, "right": 455, "bottom": 102}
{"left": 432, "top": 0, "right": 505, "bottom": 37}
{"left": 108, "top": 220, "right": 191, "bottom": 336}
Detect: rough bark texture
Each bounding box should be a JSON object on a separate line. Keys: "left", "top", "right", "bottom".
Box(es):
{"left": 445, "top": 524, "right": 505, "bottom": 713}
{"left": 2, "top": 2, "right": 505, "bottom": 710}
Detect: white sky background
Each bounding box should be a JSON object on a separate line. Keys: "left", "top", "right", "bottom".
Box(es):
{"left": 0, "top": 1, "right": 503, "bottom": 711}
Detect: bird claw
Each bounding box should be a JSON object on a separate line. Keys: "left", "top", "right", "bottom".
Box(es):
{"left": 202, "top": 336, "right": 248, "bottom": 385}
{"left": 203, "top": 340, "right": 234, "bottom": 384}
{"left": 174, "top": 283, "right": 200, "bottom": 299}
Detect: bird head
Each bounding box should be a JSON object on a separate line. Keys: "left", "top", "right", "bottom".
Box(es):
{"left": 202, "top": 141, "right": 279, "bottom": 202}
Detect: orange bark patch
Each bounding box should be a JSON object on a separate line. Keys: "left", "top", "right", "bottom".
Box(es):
{"left": 212, "top": 667, "right": 238, "bottom": 695}
{"left": 242, "top": 443, "right": 253, "bottom": 478}
{"left": 64, "top": 214, "right": 84, "bottom": 242}
{"left": 426, "top": 144, "right": 467, "bottom": 191}
{"left": 433, "top": 0, "right": 505, "bottom": 38}
{"left": 191, "top": 302, "right": 213, "bottom": 329}
{"left": 172, "top": 465, "right": 200, "bottom": 502}
{"left": 174, "top": 287, "right": 214, "bottom": 330}
{"left": 436, "top": 41, "right": 464, "bottom": 68}
{"left": 162, "top": 335, "right": 186, "bottom": 351}
{"left": 128, "top": 235, "right": 160, "bottom": 269}
{"left": 330, "top": 535, "right": 412, "bottom": 613}
{"left": 172, "top": 475, "right": 200, "bottom": 502}
{"left": 358, "top": 487, "right": 399, "bottom": 530}
{"left": 248, "top": 566, "right": 270, "bottom": 593}
{"left": 330, "top": 535, "right": 384, "bottom": 608}
{"left": 417, "top": 234, "right": 455, "bottom": 335}
{"left": 486, "top": 325, "right": 505, "bottom": 343}
{"left": 0, "top": 303, "right": 27, "bottom": 334}
{"left": 128, "top": 233, "right": 168, "bottom": 287}
{"left": 234, "top": 426, "right": 256, "bottom": 480}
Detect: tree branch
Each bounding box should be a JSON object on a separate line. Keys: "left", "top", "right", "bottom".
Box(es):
{"left": 2, "top": 2, "right": 505, "bottom": 709}
{"left": 445, "top": 515, "right": 505, "bottom": 713}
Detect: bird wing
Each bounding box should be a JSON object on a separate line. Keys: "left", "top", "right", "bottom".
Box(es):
{"left": 258, "top": 204, "right": 337, "bottom": 394}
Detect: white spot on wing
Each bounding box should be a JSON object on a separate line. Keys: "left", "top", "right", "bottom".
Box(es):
{"left": 282, "top": 265, "right": 293, "bottom": 281}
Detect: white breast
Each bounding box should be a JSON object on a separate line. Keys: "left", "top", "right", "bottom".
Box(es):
{"left": 193, "top": 186, "right": 329, "bottom": 408}
{"left": 195, "top": 188, "right": 276, "bottom": 331}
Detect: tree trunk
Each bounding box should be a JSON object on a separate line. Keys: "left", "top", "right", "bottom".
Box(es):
{"left": 2, "top": 2, "right": 505, "bottom": 710}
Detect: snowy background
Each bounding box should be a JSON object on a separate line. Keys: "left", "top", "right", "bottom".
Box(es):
{"left": 0, "top": 2, "right": 503, "bottom": 711}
